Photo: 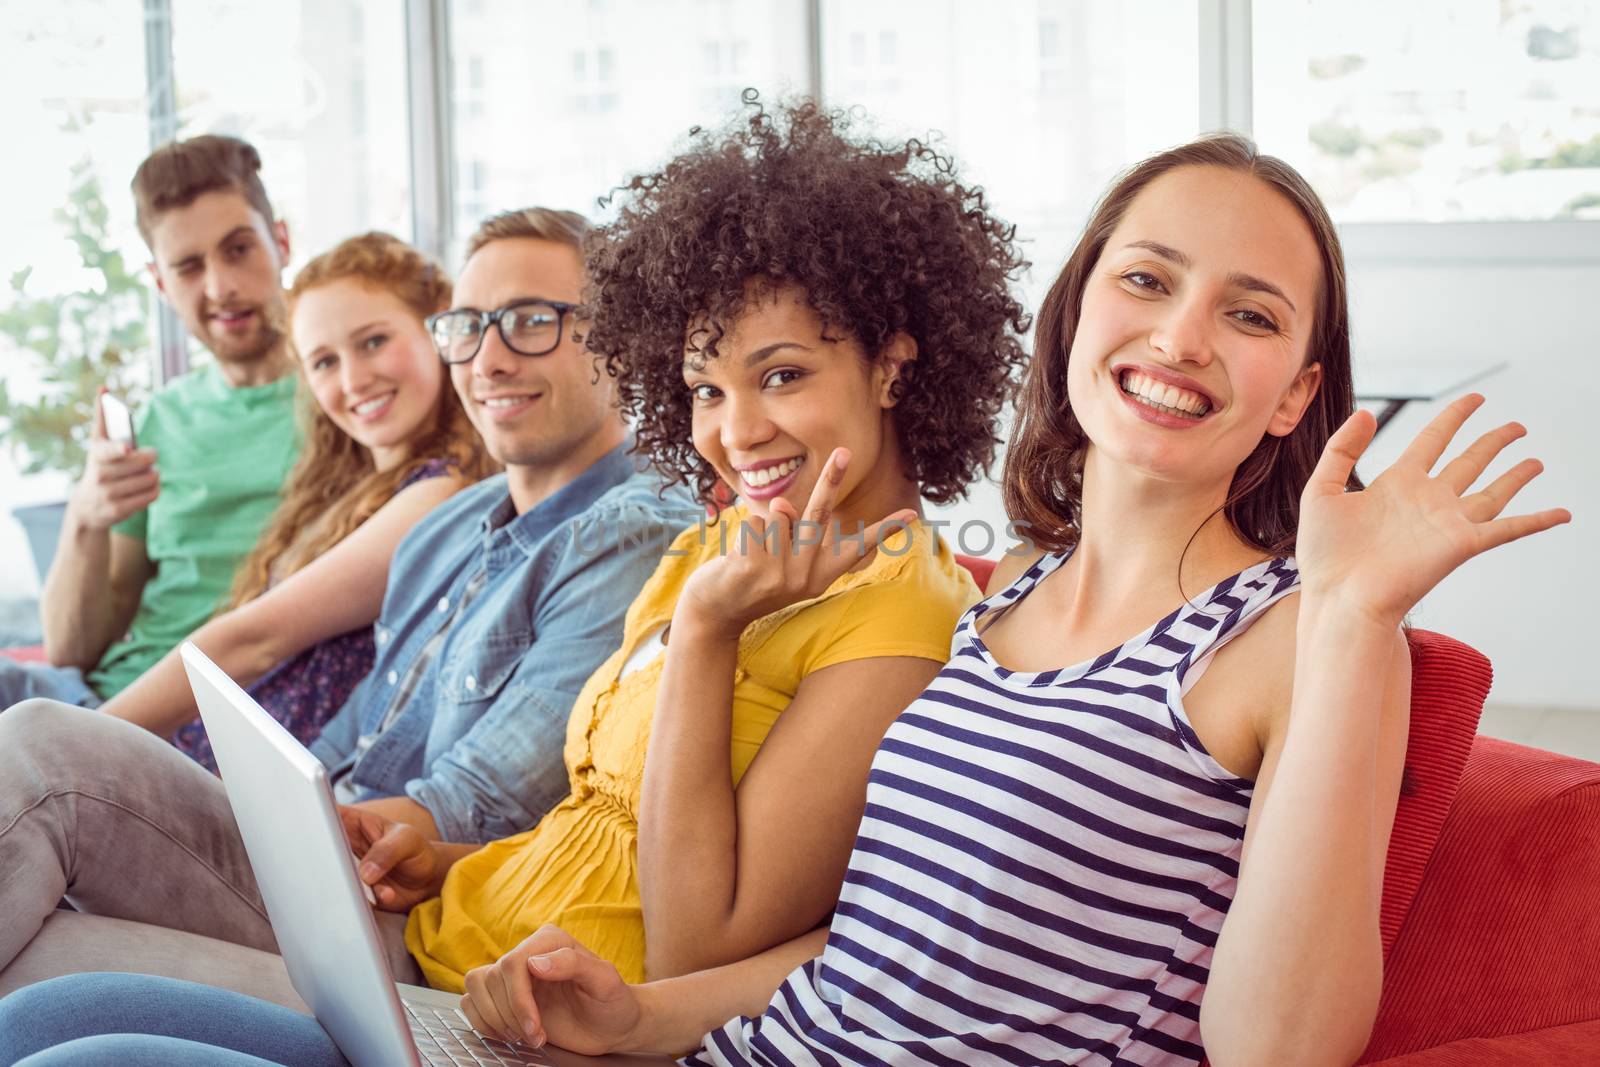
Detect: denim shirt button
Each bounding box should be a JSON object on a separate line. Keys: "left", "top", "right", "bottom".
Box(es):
{"left": 375, "top": 627, "right": 389, "bottom": 646}
{"left": 436, "top": 597, "right": 450, "bottom": 614}
{"left": 387, "top": 669, "right": 399, "bottom": 685}
{"left": 464, "top": 675, "right": 477, "bottom": 692}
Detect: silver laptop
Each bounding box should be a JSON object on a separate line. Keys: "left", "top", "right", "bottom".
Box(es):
{"left": 181, "top": 642, "right": 672, "bottom": 1067}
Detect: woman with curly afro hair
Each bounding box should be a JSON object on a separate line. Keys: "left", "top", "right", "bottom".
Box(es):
{"left": 402, "top": 92, "right": 1033, "bottom": 1007}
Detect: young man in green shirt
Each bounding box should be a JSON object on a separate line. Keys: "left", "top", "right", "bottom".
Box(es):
{"left": 0, "top": 135, "right": 301, "bottom": 707}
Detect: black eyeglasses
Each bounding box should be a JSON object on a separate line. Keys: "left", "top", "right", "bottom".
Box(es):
{"left": 425, "top": 299, "right": 577, "bottom": 364}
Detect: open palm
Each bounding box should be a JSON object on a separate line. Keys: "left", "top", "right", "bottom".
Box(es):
{"left": 1296, "top": 394, "right": 1570, "bottom": 629}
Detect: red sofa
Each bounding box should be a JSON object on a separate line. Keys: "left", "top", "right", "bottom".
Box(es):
{"left": 953, "top": 555, "right": 1600, "bottom": 1064}
{"left": 1362, "top": 726, "right": 1600, "bottom": 1063}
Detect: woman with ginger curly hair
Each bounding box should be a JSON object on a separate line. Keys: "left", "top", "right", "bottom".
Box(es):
{"left": 96, "top": 232, "right": 495, "bottom": 766}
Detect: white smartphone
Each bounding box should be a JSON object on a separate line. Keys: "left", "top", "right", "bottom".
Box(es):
{"left": 100, "top": 392, "right": 136, "bottom": 449}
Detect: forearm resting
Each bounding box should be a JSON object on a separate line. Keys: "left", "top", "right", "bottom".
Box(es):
{"left": 637, "top": 619, "right": 742, "bottom": 977}
{"left": 100, "top": 608, "right": 289, "bottom": 736}
{"left": 625, "top": 927, "right": 827, "bottom": 1055}
{"left": 40, "top": 514, "right": 117, "bottom": 668}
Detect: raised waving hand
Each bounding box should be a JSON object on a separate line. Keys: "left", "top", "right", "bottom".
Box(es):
{"left": 1296, "top": 393, "right": 1571, "bottom": 628}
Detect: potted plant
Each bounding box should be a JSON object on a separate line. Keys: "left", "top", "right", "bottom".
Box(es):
{"left": 0, "top": 156, "right": 153, "bottom": 583}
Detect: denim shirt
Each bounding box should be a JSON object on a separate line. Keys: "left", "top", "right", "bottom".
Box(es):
{"left": 310, "top": 442, "right": 702, "bottom": 843}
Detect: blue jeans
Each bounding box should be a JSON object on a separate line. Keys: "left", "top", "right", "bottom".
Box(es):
{"left": 0, "top": 973, "right": 348, "bottom": 1067}
{"left": 0, "top": 660, "right": 100, "bottom": 710}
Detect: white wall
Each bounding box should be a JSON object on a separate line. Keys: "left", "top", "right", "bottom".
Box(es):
{"left": 931, "top": 256, "right": 1598, "bottom": 712}
{"left": 1341, "top": 258, "right": 1596, "bottom": 710}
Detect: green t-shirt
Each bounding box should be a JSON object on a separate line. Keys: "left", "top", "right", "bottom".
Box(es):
{"left": 88, "top": 362, "right": 300, "bottom": 698}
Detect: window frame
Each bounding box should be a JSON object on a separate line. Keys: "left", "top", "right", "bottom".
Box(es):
{"left": 1200, "top": 0, "right": 1600, "bottom": 266}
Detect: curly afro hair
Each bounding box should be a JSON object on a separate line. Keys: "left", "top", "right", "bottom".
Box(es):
{"left": 582, "top": 91, "right": 1031, "bottom": 507}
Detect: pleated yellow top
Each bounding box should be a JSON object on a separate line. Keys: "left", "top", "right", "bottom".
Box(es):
{"left": 405, "top": 508, "right": 979, "bottom": 989}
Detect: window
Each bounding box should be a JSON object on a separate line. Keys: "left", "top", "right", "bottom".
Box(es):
{"left": 820, "top": 0, "right": 1200, "bottom": 307}
{"left": 170, "top": 0, "right": 412, "bottom": 278}
{"left": 0, "top": 0, "right": 152, "bottom": 622}
{"left": 1252, "top": 0, "right": 1600, "bottom": 224}
{"left": 0, "top": 0, "right": 414, "bottom": 623}
{"left": 445, "top": 0, "right": 810, "bottom": 247}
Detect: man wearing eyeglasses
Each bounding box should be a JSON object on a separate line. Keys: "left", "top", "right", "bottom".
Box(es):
{"left": 305, "top": 207, "right": 704, "bottom": 844}
{"left": 0, "top": 208, "right": 702, "bottom": 998}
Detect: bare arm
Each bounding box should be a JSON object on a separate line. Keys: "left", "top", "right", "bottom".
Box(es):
{"left": 627, "top": 927, "right": 827, "bottom": 1053}
{"left": 461, "top": 922, "right": 829, "bottom": 1055}
{"left": 1205, "top": 397, "right": 1569, "bottom": 1066}
{"left": 42, "top": 422, "right": 160, "bottom": 667}
{"left": 43, "top": 530, "right": 153, "bottom": 670}
{"left": 1201, "top": 617, "right": 1410, "bottom": 1067}
{"left": 99, "top": 475, "right": 467, "bottom": 738}
{"left": 635, "top": 448, "right": 927, "bottom": 978}
{"left": 638, "top": 617, "right": 940, "bottom": 979}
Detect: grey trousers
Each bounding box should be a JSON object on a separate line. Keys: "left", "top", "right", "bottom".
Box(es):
{"left": 0, "top": 699, "right": 419, "bottom": 1010}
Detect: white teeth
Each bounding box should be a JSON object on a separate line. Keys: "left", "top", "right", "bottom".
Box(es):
{"left": 743, "top": 457, "right": 802, "bottom": 488}
{"left": 1120, "top": 371, "right": 1210, "bottom": 418}
{"left": 484, "top": 396, "right": 531, "bottom": 409}
{"left": 353, "top": 394, "right": 393, "bottom": 416}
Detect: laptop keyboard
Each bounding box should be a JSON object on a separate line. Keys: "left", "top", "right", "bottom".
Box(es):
{"left": 404, "top": 999, "right": 555, "bottom": 1066}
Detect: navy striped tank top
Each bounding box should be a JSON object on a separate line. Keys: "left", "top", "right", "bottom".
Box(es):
{"left": 685, "top": 550, "right": 1301, "bottom": 1066}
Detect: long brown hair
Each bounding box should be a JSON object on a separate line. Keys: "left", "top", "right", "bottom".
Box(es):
{"left": 1004, "top": 134, "right": 1357, "bottom": 556}
{"left": 227, "top": 232, "right": 497, "bottom": 607}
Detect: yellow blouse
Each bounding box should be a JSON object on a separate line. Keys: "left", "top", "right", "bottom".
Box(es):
{"left": 405, "top": 508, "right": 978, "bottom": 989}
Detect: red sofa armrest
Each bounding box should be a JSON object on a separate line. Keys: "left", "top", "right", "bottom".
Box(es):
{"left": 1360, "top": 736, "right": 1600, "bottom": 1061}
{"left": 1362, "top": 1017, "right": 1600, "bottom": 1066}
{"left": 955, "top": 553, "right": 996, "bottom": 591}
{"left": 1378, "top": 630, "right": 1491, "bottom": 957}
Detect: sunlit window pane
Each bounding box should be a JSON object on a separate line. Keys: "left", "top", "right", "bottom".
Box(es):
{"left": 1253, "top": 0, "right": 1600, "bottom": 223}
{"left": 448, "top": 0, "right": 810, "bottom": 243}
{"left": 820, "top": 0, "right": 1200, "bottom": 302}
{"left": 0, "top": 0, "right": 152, "bottom": 620}
{"left": 170, "top": 0, "right": 412, "bottom": 265}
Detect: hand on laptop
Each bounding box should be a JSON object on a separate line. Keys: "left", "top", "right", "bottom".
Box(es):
{"left": 460, "top": 924, "right": 641, "bottom": 1054}
{"left": 338, "top": 804, "right": 450, "bottom": 910}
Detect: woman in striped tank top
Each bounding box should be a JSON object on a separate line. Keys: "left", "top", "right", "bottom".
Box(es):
{"left": 0, "top": 141, "right": 1568, "bottom": 1067}
{"left": 452, "top": 137, "right": 1568, "bottom": 1066}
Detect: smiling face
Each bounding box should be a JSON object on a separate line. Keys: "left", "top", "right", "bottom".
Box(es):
{"left": 291, "top": 277, "right": 445, "bottom": 470}
{"left": 684, "top": 284, "right": 917, "bottom": 526}
{"left": 447, "top": 237, "right": 620, "bottom": 477}
{"left": 1066, "top": 165, "right": 1325, "bottom": 489}
{"left": 147, "top": 189, "right": 290, "bottom": 367}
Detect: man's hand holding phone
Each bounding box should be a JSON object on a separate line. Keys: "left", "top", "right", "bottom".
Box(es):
{"left": 70, "top": 389, "right": 160, "bottom": 531}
